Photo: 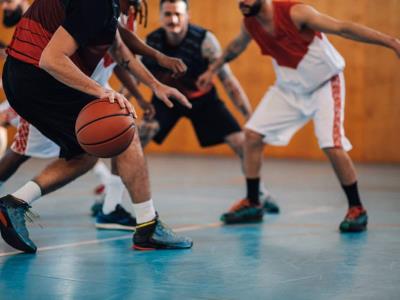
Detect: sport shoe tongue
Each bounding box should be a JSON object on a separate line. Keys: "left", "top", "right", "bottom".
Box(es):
{"left": 346, "top": 206, "right": 364, "bottom": 219}
{"left": 229, "top": 199, "right": 251, "bottom": 212}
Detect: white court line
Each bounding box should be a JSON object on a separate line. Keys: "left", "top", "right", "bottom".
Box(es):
{"left": 0, "top": 222, "right": 222, "bottom": 257}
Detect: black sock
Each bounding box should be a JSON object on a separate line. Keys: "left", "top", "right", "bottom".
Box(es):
{"left": 342, "top": 181, "right": 362, "bottom": 208}
{"left": 246, "top": 178, "right": 260, "bottom": 205}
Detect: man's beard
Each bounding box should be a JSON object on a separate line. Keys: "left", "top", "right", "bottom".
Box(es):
{"left": 3, "top": 6, "right": 23, "bottom": 28}
{"left": 239, "top": 0, "right": 263, "bottom": 17}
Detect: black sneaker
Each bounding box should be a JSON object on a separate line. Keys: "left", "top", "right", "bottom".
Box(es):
{"left": 95, "top": 204, "right": 136, "bottom": 231}
{"left": 133, "top": 218, "right": 193, "bottom": 250}
{"left": 339, "top": 206, "right": 368, "bottom": 233}
{"left": 220, "top": 198, "right": 264, "bottom": 224}
{"left": 260, "top": 192, "right": 280, "bottom": 214}
{"left": 0, "top": 195, "right": 37, "bottom": 253}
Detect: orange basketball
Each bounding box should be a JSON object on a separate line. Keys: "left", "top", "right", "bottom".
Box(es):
{"left": 75, "top": 99, "right": 136, "bottom": 158}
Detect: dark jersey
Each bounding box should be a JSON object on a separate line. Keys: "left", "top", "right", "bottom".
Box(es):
{"left": 7, "top": 0, "right": 120, "bottom": 76}
{"left": 142, "top": 24, "right": 211, "bottom": 99}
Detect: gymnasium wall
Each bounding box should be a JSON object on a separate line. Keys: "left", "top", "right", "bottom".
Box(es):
{"left": 0, "top": 0, "right": 399, "bottom": 163}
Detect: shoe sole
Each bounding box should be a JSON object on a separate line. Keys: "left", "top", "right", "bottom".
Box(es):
{"left": 95, "top": 223, "right": 136, "bottom": 231}
{"left": 340, "top": 219, "right": 368, "bottom": 233}
{"left": 0, "top": 210, "right": 37, "bottom": 253}
{"left": 133, "top": 241, "right": 193, "bottom": 251}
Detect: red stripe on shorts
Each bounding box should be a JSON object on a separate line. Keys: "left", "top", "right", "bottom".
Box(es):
{"left": 331, "top": 75, "right": 342, "bottom": 148}
{"left": 11, "top": 118, "right": 30, "bottom": 155}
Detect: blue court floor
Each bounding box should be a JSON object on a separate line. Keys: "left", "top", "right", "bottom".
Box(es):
{"left": 0, "top": 155, "right": 399, "bottom": 300}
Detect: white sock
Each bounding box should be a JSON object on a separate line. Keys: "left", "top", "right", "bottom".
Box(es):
{"left": 260, "top": 182, "right": 270, "bottom": 197}
{"left": 133, "top": 199, "right": 156, "bottom": 224}
{"left": 102, "top": 175, "right": 125, "bottom": 214}
{"left": 12, "top": 181, "right": 42, "bottom": 205}
{"left": 93, "top": 161, "right": 112, "bottom": 185}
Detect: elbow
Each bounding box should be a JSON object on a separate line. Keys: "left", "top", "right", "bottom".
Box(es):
{"left": 38, "top": 50, "right": 54, "bottom": 72}
{"left": 337, "top": 21, "right": 353, "bottom": 36}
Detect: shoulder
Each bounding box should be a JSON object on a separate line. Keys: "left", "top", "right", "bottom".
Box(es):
{"left": 188, "top": 24, "right": 207, "bottom": 39}
{"left": 146, "top": 27, "right": 165, "bottom": 42}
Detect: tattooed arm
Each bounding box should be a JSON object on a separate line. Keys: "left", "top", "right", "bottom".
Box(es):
{"left": 201, "top": 32, "right": 252, "bottom": 119}
{"left": 110, "top": 31, "right": 192, "bottom": 109}
{"left": 197, "top": 23, "right": 252, "bottom": 90}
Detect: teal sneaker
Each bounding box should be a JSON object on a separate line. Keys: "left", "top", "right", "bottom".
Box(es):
{"left": 0, "top": 195, "right": 37, "bottom": 253}
{"left": 96, "top": 205, "right": 136, "bottom": 231}
{"left": 339, "top": 206, "right": 368, "bottom": 233}
{"left": 220, "top": 198, "right": 264, "bottom": 224}
{"left": 260, "top": 192, "right": 280, "bottom": 214}
{"left": 133, "top": 218, "right": 193, "bottom": 250}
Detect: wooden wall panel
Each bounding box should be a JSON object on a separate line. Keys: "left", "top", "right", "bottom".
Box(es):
{"left": 0, "top": 1, "right": 399, "bottom": 163}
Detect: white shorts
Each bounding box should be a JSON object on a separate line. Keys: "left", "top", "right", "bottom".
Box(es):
{"left": 11, "top": 117, "right": 60, "bottom": 158}
{"left": 245, "top": 73, "right": 352, "bottom": 151}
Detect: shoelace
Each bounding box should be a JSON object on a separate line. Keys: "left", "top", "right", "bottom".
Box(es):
{"left": 346, "top": 207, "right": 364, "bottom": 220}
{"left": 229, "top": 199, "right": 251, "bottom": 212}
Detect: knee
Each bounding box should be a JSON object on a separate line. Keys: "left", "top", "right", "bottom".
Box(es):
{"left": 245, "top": 129, "right": 264, "bottom": 148}
{"left": 75, "top": 154, "right": 98, "bottom": 171}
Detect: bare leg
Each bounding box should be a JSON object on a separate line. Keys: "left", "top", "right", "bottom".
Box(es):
{"left": 244, "top": 129, "right": 265, "bottom": 178}
{"left": 0, "top": 149, "right": 30, "bottom": 182}
{"left": 323, "top": 147, "right": 357, "bottom": 185}
{"left": 34, "top": 154, "right": 98, "bottom": 195}
{"left": 115, "top": 128, "right": 151, "bottom": 204}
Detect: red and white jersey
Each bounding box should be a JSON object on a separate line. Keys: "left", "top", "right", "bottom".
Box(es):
{"left": 91, "top": 15, "right": 136, "bottom": 88}
{"left": 244, "top": 1, "right": 345, "bottom": 94}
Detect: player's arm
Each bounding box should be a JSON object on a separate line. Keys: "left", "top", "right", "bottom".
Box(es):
{"left": 201, "top": 32, "right": 252, "bottom": 119}
{"left": 39, "top": 26, "right": 134, "bottom": 114}
{"left": 291, "top": 4, "right": 400, "bottom": 57}
{"left": 110, "top": 31, "right": 191, "bottom": 109}
{"left": 197, "top": 23, "right": 252, "bottom": 90}
{"left": 113, "top": 65, "right": 156, "bottom": 119}
{"left": 118, "top": 24, "right": 187, "bottom": 77}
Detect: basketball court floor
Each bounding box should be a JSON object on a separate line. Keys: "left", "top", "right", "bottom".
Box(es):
{"left": 0, "top": 155, "right": 399, "bottom": 299}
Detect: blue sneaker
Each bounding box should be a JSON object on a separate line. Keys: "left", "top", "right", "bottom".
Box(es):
{"left": 133, "top": 218, "right": 193, "bottom": 250}
{"left": 0, "top": 195, "right": 37, "bottom": 253}
{"left": 96, "top": 205, "right": 136, "bottom": 231}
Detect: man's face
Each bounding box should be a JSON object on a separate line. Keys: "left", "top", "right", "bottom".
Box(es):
{"left": 160, "top": 1, "right": 189, "bottom": 35}
{"left": 238, "top": 0, "right": 263, "bottom": 17}
{"left": 1, "top": 0, "right": 24, "bottom": 27}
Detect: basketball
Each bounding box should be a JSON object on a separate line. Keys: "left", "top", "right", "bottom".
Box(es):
{"left": 75, "top": 99, "right": 136, "bottom": 158}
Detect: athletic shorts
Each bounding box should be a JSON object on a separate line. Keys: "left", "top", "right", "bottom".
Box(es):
{"left": 11, "top": 117, "right": 60, "bottom": 158}
{"left": 246, "top": 73, "right": 352, "bottom": 151}
{"left": 152, "top": 88, "right": 241, "bottom": 147}
{"left": 2, "top": 56, "right": 96, "bottom": 159}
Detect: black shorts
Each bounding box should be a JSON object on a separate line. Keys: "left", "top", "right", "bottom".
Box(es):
{"left": 2, "top": 56, "right": 96, "bottom": 159}
{"left": 152, "top": 88, "right": 241, "bottom": 147}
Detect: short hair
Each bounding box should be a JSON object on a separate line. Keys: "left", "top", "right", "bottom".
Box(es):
{"left": 159, "top": 0, "right": 189, "bottom": 9}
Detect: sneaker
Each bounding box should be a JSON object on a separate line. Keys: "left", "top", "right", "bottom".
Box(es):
{"left": 96, "top": 205, "right": 137, "bottom": 231}
{"left": 339, "top": 206, "right": 368, "bottom": 233}
{"left": 91, "top": 200, "right": 104, "bottom": 217}
{"left": 220, "top": 198, "right": 264, "bottom": 224}
{"left": 260, "top": 192, "right": 280, "bottom": 214}
{"left": 0, "top": 195, "right": 37, "bottom": 253}
{"left": 133, "top": 218, "right": 193, "bottom": 250}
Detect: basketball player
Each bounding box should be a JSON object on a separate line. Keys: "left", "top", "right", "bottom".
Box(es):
{"left": 0, "top": 0, "right": 184, "bottom": 231}
{"left": 134, "top": 0, "right": 280, "bottom": 214}
{"left": 197, "top": 0, "right": 400, "bottom": 230}
{"left": 0, "top": 0, "right": 193, "bottom": 253}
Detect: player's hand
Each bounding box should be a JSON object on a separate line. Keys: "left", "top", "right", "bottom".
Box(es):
{"left": 196, "top": 69, "right": 215, "bottom": 91}
{"left": 152, "top": 83, "right": 192, "bottom": 109}
{"left": 137, "top": 98, "right": 156, "bottom": 120}
{"left": 100, "top": 89, "right": 137, "bottom": 118}
{"left": 156, "top": 53, "right": 187, "bottom": 78}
